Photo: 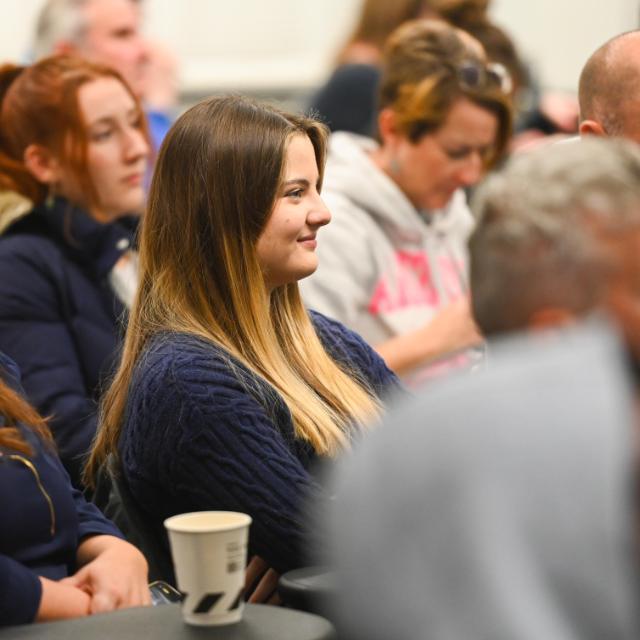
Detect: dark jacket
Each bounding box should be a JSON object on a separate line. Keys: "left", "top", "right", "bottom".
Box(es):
{"left": 308, "top": 63, "right": 380, "bottom": 137}
{"left": 0, "top": 351, "right": 121, "bottom": 627}
{"left": 0, "top": 194, "right": 137, "bottom": 486}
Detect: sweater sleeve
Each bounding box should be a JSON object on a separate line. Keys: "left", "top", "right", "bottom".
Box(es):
{"left": 61, "top": 457, "right": 123, "bottom": 541}
{"left": 73, "top": 487, "right": 123, "bottom": 542}
{"left": 0, "top": 555, "right": 42, "bottom": 627}
{"left": 125, "top": 351, "right": 326, "bottom": 575}
{"left": 0, "top": 239, "right": 98, "bottom": 486}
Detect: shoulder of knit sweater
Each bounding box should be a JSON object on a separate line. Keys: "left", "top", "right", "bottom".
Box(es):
{"left": 136, "top": 332, "right": 261, "bottom": 398}
{"left": 310, "top": 310, "right": 379, "bottom": 368}
{"left": 136, "top": 320, "right": 392, "bottom": 405}
{"left": 126, "top": 333, "right": 293, "bottom": 467}
{"left": 142, "top": 320, "right": 372, "bottom": 381}
{"left": 308, "top": 310, "right": 401, "bottom": 399}
{"left": 310, "top": 309, "right": 368, "bottom": 351}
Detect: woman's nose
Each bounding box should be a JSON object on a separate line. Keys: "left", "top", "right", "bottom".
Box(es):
{"left": 308, "top": 195, "right": 331, "bottom": 228}
{"left": 456, "top": 151, "right": 484, "bottom": 187}
{"left": 124, "top": 128, "right": 150, "bottom": 161}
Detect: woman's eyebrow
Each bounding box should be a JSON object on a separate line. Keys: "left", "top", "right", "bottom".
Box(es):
{"left": 282, "top": 178, "right": 310, "bottom": 187}
{"left": 87, "top": 108, "right": 140, "bottom": 127}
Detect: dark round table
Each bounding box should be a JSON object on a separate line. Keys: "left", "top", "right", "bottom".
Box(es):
{"left": 278, "top": 567, "right": 336, "bottom": 617}
{"left": 0, "top": 602, "right": 336, "bottom": 640}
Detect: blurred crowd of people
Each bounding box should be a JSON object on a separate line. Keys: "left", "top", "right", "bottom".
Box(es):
{"left": 1, "top": 0, "right": 640, "bottom": 636}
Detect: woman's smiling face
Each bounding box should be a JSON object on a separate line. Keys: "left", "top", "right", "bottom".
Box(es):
{"left": 256, "top": 134, "right": 331, "bottom": 291}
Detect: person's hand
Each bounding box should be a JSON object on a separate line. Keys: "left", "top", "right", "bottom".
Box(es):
{"left": 375, "top": 297, "right": 483, "bottom": 374}
{"left": 244, "top": 556, "right": 281, "bottom": 605}
{"left": 60, "top": 536, "right": 151, "bottom": 614}
{"left": 36, "top": 577, "right": 92, "bottom": 621}
{"left": 422, "top": 298, "right": 483, "bottom": 356}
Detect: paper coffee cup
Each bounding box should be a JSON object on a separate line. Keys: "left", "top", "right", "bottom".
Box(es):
{"left": 164, "top": 511, "right": 252, "bottom": 626}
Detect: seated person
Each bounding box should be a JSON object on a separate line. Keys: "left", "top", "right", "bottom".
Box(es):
{"left": 84, "top": 95, "right": 400, "bottom": 583}
{"left": 309, "top": 0, "right": 434, "bottom": 136}
{"left": 0, "top": 350, "right": 149, "bottom": 627}
{"left": 31, "top": 0, "right": 178, "bottom": 151}
{"left": 0, "top": 56, "right": 150, "bottom": 486}
{"left": 300, "top": 20, "right": 512, "bottom": 383}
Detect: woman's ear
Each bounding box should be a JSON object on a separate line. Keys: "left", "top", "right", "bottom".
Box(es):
{"left": 377, "top": 108, "right": 400, "bottom": 148}
{"left": 23, "top": 144, "right": 61, "bottom": 185}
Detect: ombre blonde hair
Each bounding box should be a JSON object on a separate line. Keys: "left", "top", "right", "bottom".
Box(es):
{"left": 85, "top": 95, "right": 382, "bottom": 485}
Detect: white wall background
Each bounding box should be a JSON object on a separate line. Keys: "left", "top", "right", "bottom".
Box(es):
{"left": 1, "top": 0, "right": 639, "bottom": 97}
{"left": 491, "top": 0, "right": 639, "bottom": 91}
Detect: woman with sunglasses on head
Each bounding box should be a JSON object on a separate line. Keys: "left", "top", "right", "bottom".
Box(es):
{"left": 300, "top": 20, "right": 512, "bottom": 384}
{"left": 0, "top": 56, "right": 150, "bottom": 487}
{"left": 0, "top": 351, "right": 149, "bottom": 627}
{"left": 84, "top": 95, "right": 399, "bottom": 588}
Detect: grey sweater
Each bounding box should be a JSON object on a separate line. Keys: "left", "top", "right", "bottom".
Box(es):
{"left": 326, "top": 320, "right": 640, "bottom": 640}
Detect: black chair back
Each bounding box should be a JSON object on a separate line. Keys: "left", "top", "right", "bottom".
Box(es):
{"left": 102, "top": 455, "right": 176, "bottom": 584}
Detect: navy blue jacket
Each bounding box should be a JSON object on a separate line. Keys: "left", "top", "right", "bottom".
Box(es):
{"left": 0, "top": 351, "right": 121, "bottom": 627}
{"left": 0, "top": 196, "right": 136, "bottom": 486}
{"left": 120, "top": 311, "right": 401, "bottom": 576}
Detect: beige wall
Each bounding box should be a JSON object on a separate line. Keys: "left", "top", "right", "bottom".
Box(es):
{"left": 491, "top": 0, "right": 639, "bottom": 91}
{"left": 1, "top": 0, "right": 638, "bottom": 96}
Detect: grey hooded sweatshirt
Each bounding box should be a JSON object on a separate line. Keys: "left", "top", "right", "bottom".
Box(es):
{"left": 299, "top": 132, "right": 474, "bottom": 380}
{"left": 326, "top": 321, "right": 640, "bottom": 640}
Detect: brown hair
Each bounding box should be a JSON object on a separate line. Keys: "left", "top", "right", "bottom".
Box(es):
{"left": 85, "top": 95, "right": 382, "bottom": 486}
{"left": 430, "top": 0, "right": 489, "bottom": 25}
{"left": 0, "top": 54, "right": 149, "bottom": 208}
{"left": 379, "top": 19, "right": 512, "bottom": 166}
{"left": 338, "top": 0, "right": 430, "bottom": 63}
{"left": 422, "top": 1, "right": 528, "bottom": 97}
{"left": 0, "top": 377, "right": 52, "bottom": 456}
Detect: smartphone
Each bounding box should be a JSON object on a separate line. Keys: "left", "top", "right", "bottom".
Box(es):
{"left": 149, "top": 580, "right": 183, "bottom": 606}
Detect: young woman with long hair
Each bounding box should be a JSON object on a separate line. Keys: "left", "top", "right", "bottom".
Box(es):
{"left": 0, "top": 56, "right": 150, "bottom": 487}
{"left": 85, "top": 95, "right": 399, "bottom": 580}
{"left": 0, "top": 351, "right": 148, "bottom": 626}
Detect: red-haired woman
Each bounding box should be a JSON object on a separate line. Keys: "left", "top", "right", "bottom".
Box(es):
{"left": 0, "top": 56, "right": 150, "bottom": 487}
{"left": 0, "top": 350, "right": 149, "bottom": 626}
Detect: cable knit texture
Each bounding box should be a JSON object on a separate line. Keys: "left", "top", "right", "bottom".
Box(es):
{"left": 120, "top": 311, "right": 399, "bottom": 574}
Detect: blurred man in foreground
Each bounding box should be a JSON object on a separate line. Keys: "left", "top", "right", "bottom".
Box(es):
{"left": 324, "top": 138, "right": 640, "bottom": 640}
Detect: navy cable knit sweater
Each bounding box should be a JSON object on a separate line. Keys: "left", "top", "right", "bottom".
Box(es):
{"left": 119, "top": 312, "right": 399, "bottom": 574}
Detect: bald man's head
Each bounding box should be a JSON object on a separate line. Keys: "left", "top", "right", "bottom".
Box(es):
{"left": 579, "top": 30, "right": 640, "bottom": 142}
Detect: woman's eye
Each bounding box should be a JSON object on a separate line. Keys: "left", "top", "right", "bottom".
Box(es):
{"left": 286, "top": 189, "right": 304, "bottom": 200}
{"left": 444, "top": 147, "right": 471, "bottom": 160}
{"left": 91, "top": 129, "right": 112, "bottom": 142}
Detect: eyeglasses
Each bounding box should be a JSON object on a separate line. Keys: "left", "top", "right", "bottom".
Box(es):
{"left": 457, "top": 61, "right": 513, "bottom": 95}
